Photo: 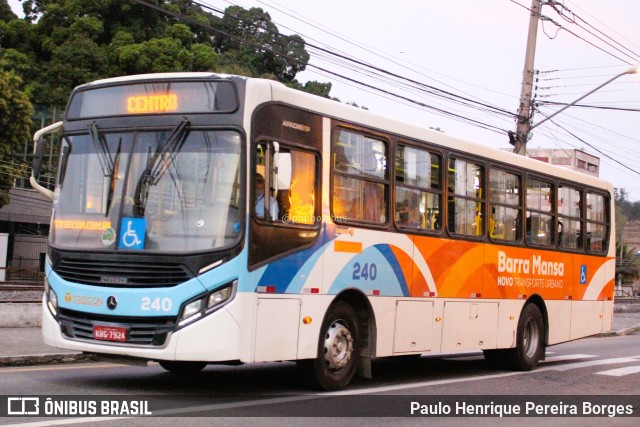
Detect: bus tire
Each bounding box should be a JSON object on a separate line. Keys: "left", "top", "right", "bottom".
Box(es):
{"left": 298, "top": 301, "right": 359, "bottom": 391}
{"left": 159, "top": 361, "right": 207, "bottom": 374}
{"left": 506, "top": 303, "right": 544, "bottom": 371}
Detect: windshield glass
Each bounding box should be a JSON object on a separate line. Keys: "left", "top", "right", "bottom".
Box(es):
{"left": 51, "top": 129, "right": 242, "bottom": 253}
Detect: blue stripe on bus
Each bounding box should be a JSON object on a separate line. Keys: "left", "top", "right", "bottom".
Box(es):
{"left": 327, "top": 244, "right": 409, "bottom": 297}
{"left": 373, "top": 244, "right": 410, "bottom": 297}
{"left": 255, "top": 239, "right": 327, "bottom": 294}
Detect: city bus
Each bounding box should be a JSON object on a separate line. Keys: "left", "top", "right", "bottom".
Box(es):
{"left": 30, "top": 73, "right": 615, "bottom": 391}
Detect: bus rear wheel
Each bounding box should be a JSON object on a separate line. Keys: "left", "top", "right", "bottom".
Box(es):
{"left": 159, "top": 361, "right": 207, "bottom": 374}
{"left": 506, "top": 303, "right": 544, "bottom": 371}
{"left": 298, "top": 301, "right": 360, "bottom": 391}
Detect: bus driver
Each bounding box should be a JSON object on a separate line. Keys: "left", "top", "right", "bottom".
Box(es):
{"left": 255, "top": 173, "right": 278, "bottom": 219}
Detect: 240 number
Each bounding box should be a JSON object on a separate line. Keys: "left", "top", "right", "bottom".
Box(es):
{"left": 352, "top": 262, "right": 377, "bottom": 280}
{"left": 141, "top": 297, "right": 172, "bottom": 312}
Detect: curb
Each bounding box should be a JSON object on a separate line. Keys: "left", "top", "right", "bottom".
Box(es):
{"left": 0, "top": 353, "right": 95, "bottom": 367}
{"left": 598, "top": 324, "right": 640, "bottom": 337}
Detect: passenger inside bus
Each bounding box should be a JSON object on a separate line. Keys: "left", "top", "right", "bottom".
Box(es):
{"left": 255, "top": 173, "right": 279, "bottom": 219}
{"left": 396, "top": 200, "right": 420, "bottom": 228}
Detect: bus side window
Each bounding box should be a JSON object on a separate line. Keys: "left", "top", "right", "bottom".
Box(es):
{"left": 395, "top": 144, "right": 442, "bottom": 232}
{"left": 447, "top": 157, "right": 485, "bottom": 237}
{"left": 332, "top": 129, "right": 388, "bottom": 224}
{"left": 526, "top": 178, "right": 554, "bottom": 247}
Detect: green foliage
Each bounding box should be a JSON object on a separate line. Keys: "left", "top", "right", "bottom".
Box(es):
{"left": 614, "top": 188, "right": 640, "bottom": 283}
{"left": 0, "top": 0, "right": 16, "bottom": 21}
{"left": 287, "top": 79, "right": 333, "bottom": 98}
{"left": 117, "top": 37, "right": 193, "bottom": 74}
{"left": 615, "top": 241, "right": 640, "bottom": 284}
{"left": 1, "top": 0, "right": 331, "bottom": 109}
{"left": 615, "top": 187, "right": 640, "bottom": 221}
{"left": 213, "top": 6, "right": 308, "bottom": 82}
{"left": 0, "top": 70, "right": 32, "bottom": 206}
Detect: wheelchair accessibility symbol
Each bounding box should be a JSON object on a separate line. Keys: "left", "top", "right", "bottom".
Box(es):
{"left": 119, "top": 218, "right": 146, "bottom": 250}
{"left": 579, "top": 265, "right": 587, "bottom": 285}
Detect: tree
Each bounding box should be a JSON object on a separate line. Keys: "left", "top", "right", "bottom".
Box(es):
{"left": 2, "top": 0, "right": 338, "bottom": 111}
{"left": 0, "top": 70, "right": 33, "bottom": 206}
{"left": 213, "top": 6, "right": 308, "bottom": 82}
{"left": 0, "top": 0, "right": 16, "bottom": 22}
{"left": 615, "top": 241, "right": 640, "bottom": 285}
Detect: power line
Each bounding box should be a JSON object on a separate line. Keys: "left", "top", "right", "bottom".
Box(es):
{"left": 548, "top": 1, "right": 640, "bottom": 64}
{"left": 131, "top": 0, "right": 515, "bottom": 134}
{"left": 543, "top": 115, "right": 640, "bottom": 177}
{"left": 196, "top": 0, "right": 517, "bottom": 118}
{"left": 537, "top": 101, "right": 640, "bottom": 112}
{"left": 507, "top": 0, "right": 636, "bottom": 65}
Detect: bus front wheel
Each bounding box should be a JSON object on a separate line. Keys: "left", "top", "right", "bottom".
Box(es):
{"left": 298, "top": 301, "right": 360, "bottom": 391}
{"left": 159, "top": 361, "right": 207, "bottom": 374}
{"left": 506, "top": 303, "right": 545, "bottom": 371}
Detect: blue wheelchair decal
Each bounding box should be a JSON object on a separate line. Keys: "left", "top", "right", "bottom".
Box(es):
{"left": 579, "top": 265, "right": 587, "bottom": 285}
{"left": 119, "top": 218, "right": 146, "bottom": 250}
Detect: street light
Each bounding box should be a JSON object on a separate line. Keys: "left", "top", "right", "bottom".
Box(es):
{"left": 512, "top": 64, "right": 639, "bottom": 154}
{"left": 531, "top": 64, "right": 638, "bottom": 131}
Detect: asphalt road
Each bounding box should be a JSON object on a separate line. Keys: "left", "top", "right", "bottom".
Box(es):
{"left": 0, "top": 333, "right": 639, "bottom": 426}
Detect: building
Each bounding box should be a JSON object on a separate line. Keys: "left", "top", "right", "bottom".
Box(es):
{"left": 526, "top": 148, "right": 600, "bottom": 177}
{"left": 0, "top": 188, "right": 52, "bottom": 282}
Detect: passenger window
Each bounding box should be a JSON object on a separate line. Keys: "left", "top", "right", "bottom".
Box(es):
{"left": 447, "top": 158, "right": 484, "bottom": 237}
{"left": 586, "top": 192, "right": 609, "bottom": 254}
{"left": 558, "top": 185, "right": 583, "bottom": 250}
{"left": 255, "top": 142, "right": 317, "bottom": 224}
{"left": 489, "top": 169, "right": 521, "bottom": 242}
{"left": 526, "top": 178, "right": 554, "bottom": 247}
{"left": 395, "top": 145, "right": 441, "bottom": 231}
{"left": 332, "top": 129, "right": 388, "bottom": 223}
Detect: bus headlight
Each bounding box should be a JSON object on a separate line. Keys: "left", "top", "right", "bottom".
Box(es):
{"left": 182, "top": 299, "right": 203, "bottom": 321}
{"left": 207, "top": 287, "right": 231, "bottom": 309}
{"left": 177, "top": 280, "right": 236, "bottom": 328}
{"left": 45, "top": 279, "right": 58, "bottom": 317}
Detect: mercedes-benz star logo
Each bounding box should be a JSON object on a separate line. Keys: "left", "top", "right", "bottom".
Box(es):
{"left": 107, "top": 296, "right": 118, "bottom": 310}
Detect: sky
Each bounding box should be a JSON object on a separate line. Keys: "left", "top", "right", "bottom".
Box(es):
{"left": 7, "top": 0, "right": 640, "bottom": 199}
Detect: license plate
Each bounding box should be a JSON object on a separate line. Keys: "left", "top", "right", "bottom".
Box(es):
{"left": 93, "top": 325, "right": 127, "bottom": 342}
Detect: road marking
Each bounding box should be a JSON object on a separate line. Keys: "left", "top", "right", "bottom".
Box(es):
{"left": 442, "top": 353, "right": 597, "bottom": 363}
{"left": 595, "top": 365, "right": 640, "bottom": 377}
{"left": 540, "top": 357, "right": 639, "bottom": 372}
{"left": 330, "top": 370, "right": 525, "bottom": 395}
{"left": 2, "top": 354, "right": 637, "bottom": 425}
{"left": 542, "top": 354, "right": 596, "bottom": 363}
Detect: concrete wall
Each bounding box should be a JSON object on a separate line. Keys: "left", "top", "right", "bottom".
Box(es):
{"left": 0, "top": 304, "right": 41, "bottom": 327}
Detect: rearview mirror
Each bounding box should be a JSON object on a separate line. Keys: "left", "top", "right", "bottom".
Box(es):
{"left": 30, "top": 121, "right": 63, "bottom": 201}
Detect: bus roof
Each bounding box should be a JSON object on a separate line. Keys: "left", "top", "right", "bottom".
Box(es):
{"left": 78, "top": 72, "right": 247, "bottom": 89}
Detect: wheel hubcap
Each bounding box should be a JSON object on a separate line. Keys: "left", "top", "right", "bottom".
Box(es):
{"left": 523, "top": 319, "right": 540, "bottom": 359}
{"left": 323, "top": 320, "right": 354, "bottom": 371}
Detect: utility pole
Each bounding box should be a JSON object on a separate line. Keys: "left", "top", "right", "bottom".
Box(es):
{"left": 512, "top": 0, "right": 542, "bottom": 156}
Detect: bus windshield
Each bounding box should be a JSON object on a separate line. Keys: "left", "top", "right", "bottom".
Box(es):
{"left": 50, "top": 128, "right": 242, "bottom": 253}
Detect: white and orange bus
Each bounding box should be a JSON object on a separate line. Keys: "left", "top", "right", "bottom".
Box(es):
{"left": 30, "top": 73, "right": 614, "bottom": 390}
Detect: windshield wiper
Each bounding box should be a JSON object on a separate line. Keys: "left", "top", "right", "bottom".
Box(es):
{"left": 134, "top": 118, "right": 190, "bottom": 216}
{"left": 89, "top": 123, "right": 122, "bottom": 216}
{"left": 89, "top": 122, "right": 113, "bottom": 177}
{"left": 105, "top": 138, "right": 122, "bottom": 216}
